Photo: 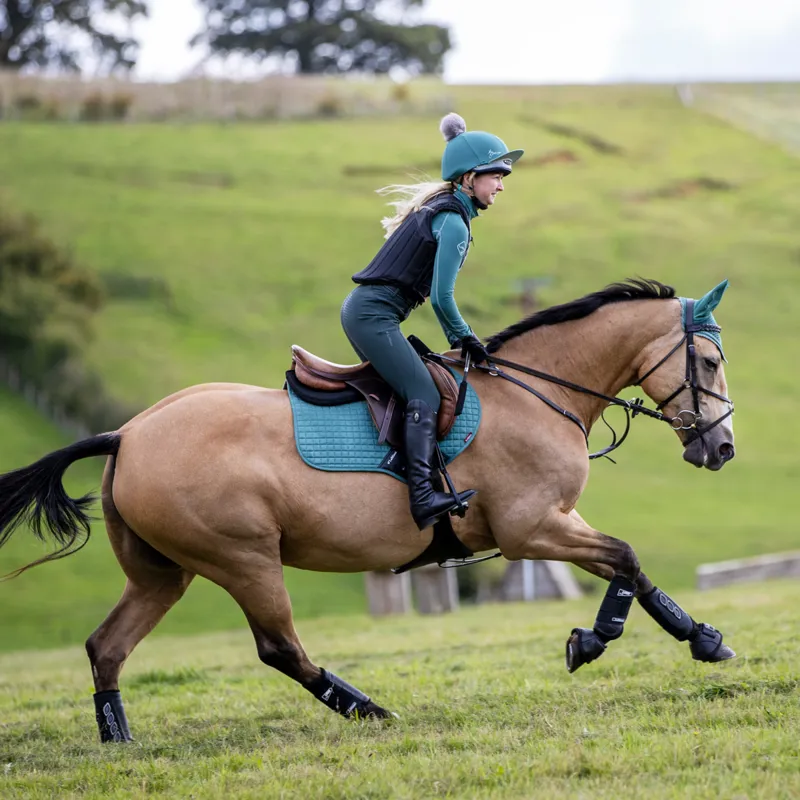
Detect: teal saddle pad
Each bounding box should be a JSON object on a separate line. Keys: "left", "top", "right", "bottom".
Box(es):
{"left": 287, "top": 374, "right": 481, "bottom": 483}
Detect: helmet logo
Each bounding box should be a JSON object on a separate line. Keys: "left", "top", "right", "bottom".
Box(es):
{"left": 487, "top": 149, "right": 503, "bottom": 158}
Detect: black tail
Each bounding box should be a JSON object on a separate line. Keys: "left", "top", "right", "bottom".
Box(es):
{"left": 0, "top": 432, "right": 121, "bottom": 579}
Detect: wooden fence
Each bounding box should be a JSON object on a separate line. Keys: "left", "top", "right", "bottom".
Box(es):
{"left": 365, "top": 559, "right": 582, "bottom": 616}
{"left": 697, "top": 551, "right": 800, "bottom": 591}
{"left": 676, "top": 83, "right": 800, "bottom": 155}
{"left": 0, "top": 71, "right": 452, "bottom": 123}
{"left": 0, "top": 356, "right": 91, "bottom": 439}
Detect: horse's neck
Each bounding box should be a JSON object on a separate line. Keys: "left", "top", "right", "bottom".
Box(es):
{"left": 495, "top": 300, "right": 681, "bottom": 429}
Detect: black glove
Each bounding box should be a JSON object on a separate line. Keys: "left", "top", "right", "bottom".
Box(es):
{"left": 455, "top": 333, "right": 490, "bottom": 365}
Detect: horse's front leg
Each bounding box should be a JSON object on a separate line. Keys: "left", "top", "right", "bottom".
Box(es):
{"left": 498, "top": 508, "right": 645, "bottom": 673}
{"left": 574, "top": 559, "right": 736, "bottom": 668}
{"left": 566, "top": 511, "right": 735, "bottom": 672}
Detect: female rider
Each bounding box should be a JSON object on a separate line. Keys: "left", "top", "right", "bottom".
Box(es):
{"left": 341, "top": 113, "right": 524, "bottom": 531}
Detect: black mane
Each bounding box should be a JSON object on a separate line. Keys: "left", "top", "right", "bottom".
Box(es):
{"left": 485, "top": 278, "right": 675, "bottom": 353}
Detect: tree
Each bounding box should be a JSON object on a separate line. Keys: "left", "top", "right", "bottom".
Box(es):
{"left": 0, "top": 1, "right": 148, "bottom": 73}
{"left": 193, "top": 0, "right": 450, "bottom": 76}
{"left": 0, "top": 209, "right": 103, "bottom": 370}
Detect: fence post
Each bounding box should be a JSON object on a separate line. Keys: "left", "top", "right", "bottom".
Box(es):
{"left": 501, "top": 560, "right": 582, "bottom": 601}
{"left": 412, "top": 564, "right": 459, "bottom": 614}
{"left": 364, "top": 571, "right": 412, "bottom": 616}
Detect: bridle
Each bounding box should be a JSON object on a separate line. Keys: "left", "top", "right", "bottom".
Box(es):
{"left": 434, "top": 299, "right": 735, "bottom": 461}
{"left": 630, "top": 299, "right": 734, "bottom": 447}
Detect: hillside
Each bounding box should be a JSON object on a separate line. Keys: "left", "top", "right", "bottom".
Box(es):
{"left": 0, "top": 83, "right": 798, "bottom": 652}
{"left": 1, "top": 581, "right": 799, "bottom": 798}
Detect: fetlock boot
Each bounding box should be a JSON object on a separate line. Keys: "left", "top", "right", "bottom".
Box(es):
{"left": 403, "top": 399, "right": 476, "bottom": 530}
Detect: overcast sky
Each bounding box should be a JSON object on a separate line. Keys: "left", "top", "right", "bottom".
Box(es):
{"left": 132, "top": 0, "right": 800, "bottom": 83}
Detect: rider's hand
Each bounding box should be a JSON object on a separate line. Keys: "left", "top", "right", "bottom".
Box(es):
{"left": 455, "top": 334, "right": 490, "bottom": 365}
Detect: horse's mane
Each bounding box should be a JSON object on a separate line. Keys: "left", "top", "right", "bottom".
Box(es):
{"left": 485, "top": 278, "right": 675, "bottom": 353}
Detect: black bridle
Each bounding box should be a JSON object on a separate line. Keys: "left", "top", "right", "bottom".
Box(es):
{"left": 631, "top": 299, "right": 734, "bottom": 446}
{"left": 435, "top": 299, "right": 734, "bottom": 461}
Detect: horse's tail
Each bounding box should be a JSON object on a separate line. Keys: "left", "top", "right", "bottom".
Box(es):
{"left": 0, "top": 432, "right": 121, "bottom": 580}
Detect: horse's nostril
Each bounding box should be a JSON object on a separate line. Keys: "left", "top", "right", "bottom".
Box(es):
{"left": 719, "top": 443, "right": 735, "bottom": 461}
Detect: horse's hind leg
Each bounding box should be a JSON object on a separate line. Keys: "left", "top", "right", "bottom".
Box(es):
{"left": 573, "top": 559, "right": 736, "bottom": 667}
{"left": 86, "top": 463, "right": 194, "bottom": 742}
{"left": 224, "top": 556, "right": 395, "bottom": 720}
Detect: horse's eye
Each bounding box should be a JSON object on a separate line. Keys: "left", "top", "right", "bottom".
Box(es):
{"left": 703, "top": 357, "right": 719, "bottom": 371}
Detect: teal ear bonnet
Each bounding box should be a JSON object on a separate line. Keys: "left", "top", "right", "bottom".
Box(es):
{"left": 680, "top": 279, "right": 729, "bottom": 360}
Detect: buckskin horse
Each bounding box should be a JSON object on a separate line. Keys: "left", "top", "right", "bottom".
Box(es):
{"left": 0, "top": 279, "right": 736, "bottom": 741}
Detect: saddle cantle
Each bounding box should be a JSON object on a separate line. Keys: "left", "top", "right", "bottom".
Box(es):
{"left": 289, "top": 344, "right": 459, "bottom": 449}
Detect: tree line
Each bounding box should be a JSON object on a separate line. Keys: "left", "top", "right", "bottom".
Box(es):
{"left": 0, "top": 206, "right": 133, "bottom": 432}
{"left": 0, "top": 1, "right": 450, "bottom": 76}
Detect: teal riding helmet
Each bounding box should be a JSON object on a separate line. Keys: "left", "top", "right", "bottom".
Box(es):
{"left": 440, "top": 112, "right": 524, "bottom": 181}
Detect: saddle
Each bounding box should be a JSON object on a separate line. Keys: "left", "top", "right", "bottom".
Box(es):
{"left": 288, "top": 342, "right": 459, "bottom": 450}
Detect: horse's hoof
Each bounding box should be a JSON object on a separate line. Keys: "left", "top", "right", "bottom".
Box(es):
{"left": 689, "top": 622, "right": 736, "bottom": 663}
{"left": 359, "top": 700, "right": 397, "bottom": 720}
{"left": 565, "top": 627, "right": 607, "bottom": 673}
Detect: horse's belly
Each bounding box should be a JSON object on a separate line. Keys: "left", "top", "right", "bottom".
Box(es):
{"left": 111, "top": 387, "right": 434, "bottom": 574}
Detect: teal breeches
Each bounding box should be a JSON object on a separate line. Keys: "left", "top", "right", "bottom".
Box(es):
{"left": 340, "top": 284, "right": 441, "bottom": 412}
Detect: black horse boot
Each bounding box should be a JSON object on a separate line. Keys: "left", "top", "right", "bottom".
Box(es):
{"left": 403, "top": 399, "right": 476, "bottom": 530}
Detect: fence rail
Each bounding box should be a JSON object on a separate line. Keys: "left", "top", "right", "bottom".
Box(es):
{"left": 0, "top": 71, "right": 451, "bottom": 123}
{"left": 678, "top": 83, "right": 800, "bottom": 155}
{"left": 0, "top": 356, "right": 90, "bottom": 439}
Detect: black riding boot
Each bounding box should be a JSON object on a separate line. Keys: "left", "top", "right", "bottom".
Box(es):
{"left": 404, "top": 399, "right": 476, "bottom": 530}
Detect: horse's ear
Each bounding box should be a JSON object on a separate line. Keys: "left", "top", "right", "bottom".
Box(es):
{"left": 694, "top": 279, "right": 729, "bottom": 318}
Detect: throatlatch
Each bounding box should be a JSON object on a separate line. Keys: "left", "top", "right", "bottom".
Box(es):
{"left": 94, "top": 690, "right": 133, "bottom": 743}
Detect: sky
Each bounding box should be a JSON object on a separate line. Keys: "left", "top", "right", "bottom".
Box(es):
{"left": 131, "top": 0, "right": 800, "bottom": 84}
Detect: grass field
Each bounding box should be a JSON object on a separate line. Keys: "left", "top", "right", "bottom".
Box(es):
{"left": 0, "top": 83, "right": 799, "bottom": 653}
{"left": 1, "top": 580, "right": 799, "bottom": 799}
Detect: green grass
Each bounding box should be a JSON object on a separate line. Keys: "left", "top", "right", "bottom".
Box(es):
{"left": 0, "top": 83, "right": 799, "bottom": 652}
{"left": 1, "top": 580, "right": 799, "bottom": 798}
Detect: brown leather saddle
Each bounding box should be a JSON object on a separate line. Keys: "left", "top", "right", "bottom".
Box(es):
{"left": 286, "top": 338, "right": 478, "bottom": 573}
{"left": 289, "top": 344, "right": 459, "bottom": 450}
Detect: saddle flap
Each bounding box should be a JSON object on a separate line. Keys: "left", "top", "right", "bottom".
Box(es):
{"left": 425, "top": 361, "right": 459, "bottom": 439}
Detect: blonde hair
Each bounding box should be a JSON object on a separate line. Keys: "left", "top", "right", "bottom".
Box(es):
{"left": 377, "top": 178, "right": 456, "bottom": 238}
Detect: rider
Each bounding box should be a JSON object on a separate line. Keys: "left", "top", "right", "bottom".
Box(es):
{"left": 341, "top": 113, "right": 524, "bottom": 530}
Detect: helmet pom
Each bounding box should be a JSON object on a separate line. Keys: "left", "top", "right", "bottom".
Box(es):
{"left": 440, "top": 112, "right": 467, "bottom": 142}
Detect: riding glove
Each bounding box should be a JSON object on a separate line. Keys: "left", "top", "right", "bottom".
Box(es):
{"left": 456, "top": 334, "right": 490, "bottom": 365}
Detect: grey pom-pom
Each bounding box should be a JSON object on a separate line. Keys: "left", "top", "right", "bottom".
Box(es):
{"left": 440, "top": 112, "right": 467, "bottom": 142}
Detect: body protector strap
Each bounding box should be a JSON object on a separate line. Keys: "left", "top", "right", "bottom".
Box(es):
{"left": 352, "top": 193, "right": 471, "bottom": 305}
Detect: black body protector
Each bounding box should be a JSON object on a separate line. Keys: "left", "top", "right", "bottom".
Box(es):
{"left": 352, "top": 192, "right": 471, "bottom": 305}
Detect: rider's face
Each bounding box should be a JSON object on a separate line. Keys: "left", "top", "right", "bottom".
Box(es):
{"left": 469, "top": 172, "right": 505, "bottom": 206}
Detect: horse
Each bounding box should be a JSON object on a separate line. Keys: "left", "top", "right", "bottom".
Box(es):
{"left": 0, "top": 278, "right": 736, "bottom": 742}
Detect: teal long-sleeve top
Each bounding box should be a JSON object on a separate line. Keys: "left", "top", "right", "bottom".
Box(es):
{"left": 430, "top": 187, "right": 479, "bottom": 346}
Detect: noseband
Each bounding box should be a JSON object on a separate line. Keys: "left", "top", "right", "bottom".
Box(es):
{"left": 434, "top": 299, "right": 734, "bottom": 460}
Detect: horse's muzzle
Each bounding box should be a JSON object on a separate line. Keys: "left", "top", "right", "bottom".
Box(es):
{"left": 683, "top": 432, "right": 735, "bottom": 471}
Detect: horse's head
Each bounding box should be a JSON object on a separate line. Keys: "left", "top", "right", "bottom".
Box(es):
{"left": 637, "top": 280, "right": 735, "bottom": 471}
